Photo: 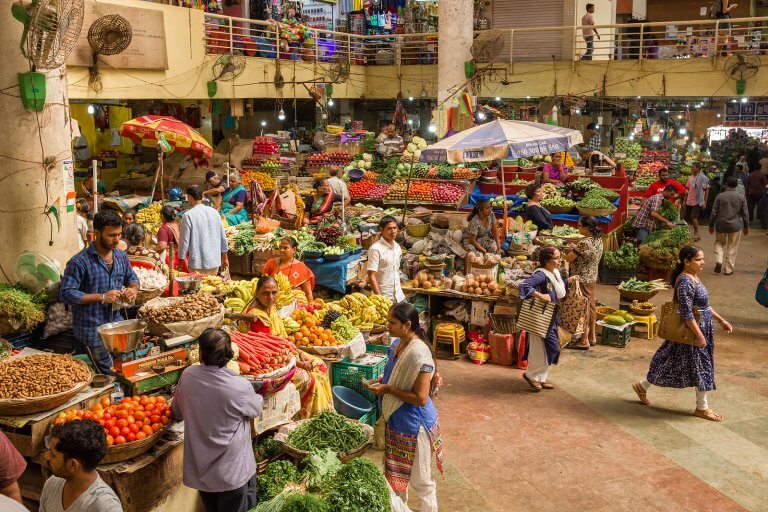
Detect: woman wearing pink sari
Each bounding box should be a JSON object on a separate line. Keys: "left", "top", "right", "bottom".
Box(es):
{"left": 541, "top": 152, "right": 569, "bottom": 186}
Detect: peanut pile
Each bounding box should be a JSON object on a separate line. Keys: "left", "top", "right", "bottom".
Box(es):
{"left": 0, "top": 355, "right": 90, "bottom": 399}
{"left": 139, "top": 292, "right": 221, "bottom": 323}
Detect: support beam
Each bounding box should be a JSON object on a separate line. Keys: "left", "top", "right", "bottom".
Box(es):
{"left": 437, "top": 0, "right": 474, "bottom": 103}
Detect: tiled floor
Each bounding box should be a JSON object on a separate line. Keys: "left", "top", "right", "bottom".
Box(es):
{"left": 390, "top": 229, "right": 768, "bottom": 511}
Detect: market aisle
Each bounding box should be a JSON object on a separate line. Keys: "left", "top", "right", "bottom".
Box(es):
{"left": 428, "top": 230, "right": 767, "bottom": 511}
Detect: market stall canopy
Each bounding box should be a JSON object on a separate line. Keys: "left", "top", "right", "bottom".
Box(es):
{"left": 420, "top": 119, "right": 584, "bottom": 164}
{"left": 119, "top": 116, "right": 213, "bottom": 159}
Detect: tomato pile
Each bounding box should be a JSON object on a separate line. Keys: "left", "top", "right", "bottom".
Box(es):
{"left": 639, "top": 149, "right": 670, "bottom": 165}
{"left": 349, "top": 180, "right": 390, "bottom": 200}
{"left": 55, "top": 395, "right": 171, "bottom": 446}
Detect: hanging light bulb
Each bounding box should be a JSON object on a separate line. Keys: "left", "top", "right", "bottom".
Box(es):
{"left": 717, "top": 113, "right": 722, "bottom": 118}
{"left": 428, "top": 122, "right": 437, "bottom": 133}
{"left": 327, "top": 98, "right": 334, "bottom": 106}
{"left": 407, "top": 118, "right": 413, "bottom": 125}
{"left": 495, "top": 96, "right": 501, "bottom": 102}
{"left": 260, "top": 120, "right": 267, "bottom": 127}
{"left": 629, "top": 134, "right": 635, "bottom": 140}
{"left": 526, "top": 95, "right": 531, "bottom": 99}
{"left": 575, "top": 109, "right": 581, "bottom": 114}
{"left": 87, "top": 104, "right": 95, "bottom": 115}
{"left": 741, "top": 97, "right": 749, "bottom": 103}
{"left": 421, "top": 88, "right": 427, "bottom": 98}
{"left": 408, "top": 91, "right": 414, "bottom": 101}
{"left": 679, "top": 127, "right": 687, "bottom": 135}
{"left": 477, "top": 112, "right": 486, "bottom": 120}
{"left": 652, "top": 134, "right": 660, "bottom": 142}
{"left": 278, "top": 108, "right": 285, "bottom": 121}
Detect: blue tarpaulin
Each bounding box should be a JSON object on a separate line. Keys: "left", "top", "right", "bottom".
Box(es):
{"left": 304, "top": 252, "right": 362, "bottom": 294}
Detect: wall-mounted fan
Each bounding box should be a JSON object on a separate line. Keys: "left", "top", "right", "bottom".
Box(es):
{"left": 12, "top": 0, "right": 84, "bottom": 70}
{"left": 723, "top": 54, "right": 759, "bottom": 95}
{"left": 207, "top": 53, "right": 246, "bottom": 97}
{"left": 325, "top": 56, "right": 350, "bottom": 83}
{"left": 87, "top": 14, "right": 133, "bottom": 93}
{"left": 15, "top": 251, "right": 61, "bottom": 295}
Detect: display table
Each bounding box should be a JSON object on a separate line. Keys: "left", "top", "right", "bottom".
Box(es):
{"left": 304, "top": 252, "right": 362, "bottom": 294}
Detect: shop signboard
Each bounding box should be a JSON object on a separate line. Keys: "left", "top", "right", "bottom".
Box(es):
{"left": 725, "top": 101, "right": 760, "bottom": 124}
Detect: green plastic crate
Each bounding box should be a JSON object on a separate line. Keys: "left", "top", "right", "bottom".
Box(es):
{"left": 332, "top": 354, "right": 388, "bottom": 403}
{"left": 366, "top": 343, "right": 390, "bottom": 356}
{"left": 600, "top": 324, "right": 631, "bottom": 348}
{"left": 359, "top": 407, "right": 379, "bottom": 427}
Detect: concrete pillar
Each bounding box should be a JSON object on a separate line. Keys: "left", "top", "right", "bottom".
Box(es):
{"left": 437, "top": 0, "right": 474, "bottom": 104}
{"left": 0, "top": 7, "right": 79, "bottom": 281}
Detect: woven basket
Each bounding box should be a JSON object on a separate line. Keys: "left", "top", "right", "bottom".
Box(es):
{"left": 595, "top": 306, "right": 616, "bottom": 321}
{"left": 101, "top": 423, "right": 170, "bottom": 464}
{"left": 0, "top": 319, "right": 23, "bottom": 335}
{"left": 405, "top": 223, "right": 431, "bottom": 237}
{"left": 544, "top": 204, "right": 577, "bottom": 214}
{"left": 630, "top": 305, "right": 657, "bottom": 316}
{"left": 136, "top": 287, "right": 165, "bottom": 305}
{"left": 282, "top": 419, "right": 374, "bottom": 463}
{"left": 0, "top": 339, "right": 12, "bottom": 360}
{"left": 0, "top": 359, "right": 93, "bottom": 416}
{"left": 577, "top": 207, "right": 617, "bottom": 217}
{"left": 617, "top": 288, "right": 660, "bottom": 301}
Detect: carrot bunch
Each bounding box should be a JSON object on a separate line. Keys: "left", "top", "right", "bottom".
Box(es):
{"left": 230, "top": 331, "right": 293, "bottom": 376}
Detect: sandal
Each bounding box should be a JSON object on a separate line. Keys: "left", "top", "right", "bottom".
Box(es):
{"left": 540, "top": 382, "right": 555, "bottom": 390}
{"left": 523, "top": 373, "right": 542, "bottom": 392}
{"left": 694, "top": 409, "right": 724, "bottom": 422}
{"left": 567, "top": 343, "right": 590, "bottom": 350}
{"left": 693, "top": 236, "right": 701, "bottom": 242}
{"left": 632, "top": 382, "right": 650, "bottom": 405}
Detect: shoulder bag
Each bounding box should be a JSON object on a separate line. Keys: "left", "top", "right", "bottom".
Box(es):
{"left": 558, "top": 276, "right": 589, "bottom": 336}
{"left": 755, "top": 268, "right": 768, "bottom": 308}
{"left": 657, "top": 277, "right": 701, "bottom": 345}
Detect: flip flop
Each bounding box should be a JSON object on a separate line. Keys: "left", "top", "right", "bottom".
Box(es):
{"left": 694, "top": 409, "right": 724, "bottom": 422}
{"left": 540, "top": 382, "right": 555, "bottom": 390}
{"left": 523, "top": 373, "right": 542, "bottom": 392}
{"left": 632, "top": 382, "right": 650, "bottom": 405}
{"left": 567, "top": 343, "right": 590, "bottom": 350}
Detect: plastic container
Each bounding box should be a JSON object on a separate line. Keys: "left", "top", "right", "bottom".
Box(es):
{"left": 331, "top": 354, "right": 388, "bottom": 403}
{"left": 332, "top": 386, "right": 374, "bottom": 420}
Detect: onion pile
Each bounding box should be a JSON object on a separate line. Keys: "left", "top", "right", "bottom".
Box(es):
{"left": 431, "top": 183, "right": 464, "bottom": 203}
{"left": 462, "top": 274, "right": 502, "bottom": 296}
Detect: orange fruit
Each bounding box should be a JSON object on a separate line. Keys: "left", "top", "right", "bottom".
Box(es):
{"left": 106, "top": 435, "right": 114, "bottom": 446}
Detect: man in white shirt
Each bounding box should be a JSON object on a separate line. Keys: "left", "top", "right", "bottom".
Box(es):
{"left": 367, "top": 216, "right": 405, "bottom": 303}
{"left": 41, "top": 419, "right": 123, "bottom": 512}
{"left": 580, "top": 3, "right": 599, "bottom": 61}
{"left": 326, "top": 167, "right": 351, "bottom": 206}
{"left": 179, "top": 185, "right": 229, "bottom": 276}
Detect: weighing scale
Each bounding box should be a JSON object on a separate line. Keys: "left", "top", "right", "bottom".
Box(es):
{"left": 110, "top": 332, "right": 194, "bottom": 396}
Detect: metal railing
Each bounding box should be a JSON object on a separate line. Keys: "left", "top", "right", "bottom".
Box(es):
{"left": 203, "top": 13, "right": 768, "bottom": 64}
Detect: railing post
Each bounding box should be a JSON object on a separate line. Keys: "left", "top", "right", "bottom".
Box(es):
{"left": 347, "top": 34, "right": 352, "bottom": 65}
{"left": 571, "top": 25, "right": 577, "bottom": 64}
{"left": 714, "top": 20, "right": 720, "bottom": 62}
{"left": 275, "top": 25, "right": 280, "bottom": 60}
{"left": 314, "top": 32, "right": 319, "bottom": 61}
{"left": 509, "top": 29, "right": 514, "bottom": 63}
{"left": 638, "top": 24, "right": 644, "bottom": 62}
{"left": 228, "top": 18, "right": 234, "bottom": 53}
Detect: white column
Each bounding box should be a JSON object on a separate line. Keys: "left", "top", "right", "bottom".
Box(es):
{"left": 0, "top": 7, "right": 79, "bottom": 280}
{"left": 437, "top": 0, "right": 474, "bottom": 104}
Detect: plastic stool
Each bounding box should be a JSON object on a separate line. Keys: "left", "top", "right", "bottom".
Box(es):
{"left": 433, "top": 323, "right": 465, "bottom": 356}
{"left": 631, "top": 313, "right": 657, "bottom": 340}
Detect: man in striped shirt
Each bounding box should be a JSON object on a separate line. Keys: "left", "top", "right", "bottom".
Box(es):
{"left": 632, "top": 185, "right": 677, "bottom": 245}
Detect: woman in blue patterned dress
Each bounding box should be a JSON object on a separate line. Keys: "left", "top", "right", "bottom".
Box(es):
{"left": 633, "top": 245, "right": 733, "bottom": 422}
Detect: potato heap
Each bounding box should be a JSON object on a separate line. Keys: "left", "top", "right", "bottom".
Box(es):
{"left": 462, "top": 274, "right": 502, "bottom": 297}
{"left": 410, "top": 270, "right": 441, "bottom": 289}
{"left": 139, "top": 292, "right": 221, "bottom": 323}
{"left": 0, "top": 355, "right": 90, "bottom": 399}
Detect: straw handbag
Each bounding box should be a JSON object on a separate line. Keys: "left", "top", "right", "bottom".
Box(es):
{"left": 558, "top": 278, "right": 588, "bottom": 336}
{"left": 516, "top": 297, "right": 557, "bottom": 339}
{"left": 657, "top": 278, "right": 701, "bottom": 345}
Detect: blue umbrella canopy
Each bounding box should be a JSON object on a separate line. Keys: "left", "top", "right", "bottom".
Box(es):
{"left": 420, "top": 119, "right": 584, "bottom": 164}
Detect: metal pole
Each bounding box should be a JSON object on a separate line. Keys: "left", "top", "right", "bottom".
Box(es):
{"left": 401, "top": 159, "right": 414, "bottom": 226}
{"left": 92, "top": 159, "right": 98, "bottom": 214}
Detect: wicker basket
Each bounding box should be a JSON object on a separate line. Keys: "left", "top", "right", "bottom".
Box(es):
{"left": 101, "top": 423, "right": 171, "bottom": 464}
{"left": 577, "top": 207, "right": 617, "bottom": 217}
{"left": 136, "top": 287, "right": 165, "bottom": 305}
{"left": 0, "top": 339, "right": 12, "bottom": 360}
{"left": 596, "top": 306, "right": 617, "bottom": 321}
{"left": 544, "top": 204, "right": 577, "bottom": 214}
{"left": 282, "top": 419, "right": 374, "bottom": 463}
{"left": 630, "top": 305, "right": 657, "bottom": 316}
{"left": 0, "top": 359, "right": 93, "bottom": 416}
{"left": 0, "top": 319, "right": 23, "bottom": 335}
{"left": 617, "top": 288, "right": 660, "bottom": 301}
{"left": 405, "top": 223, "right": 431, "bottom": 237}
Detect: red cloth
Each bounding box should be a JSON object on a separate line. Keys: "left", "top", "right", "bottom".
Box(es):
{"left": 646, "top": 179, "right": 687, "bottom": 198}
{"left": 249, "top": 317, "right": 272, "bottom": 335}
{"left": 0, "top": 431, "right": 25, "bottom": 488}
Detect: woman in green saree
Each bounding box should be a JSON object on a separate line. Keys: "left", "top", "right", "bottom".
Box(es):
{"left": 221, "top": 170, "right": 248, "bottom": 226}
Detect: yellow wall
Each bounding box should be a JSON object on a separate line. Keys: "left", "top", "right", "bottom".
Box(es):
{"left": 66, "top": 0, "right": 765, "bottom": 101}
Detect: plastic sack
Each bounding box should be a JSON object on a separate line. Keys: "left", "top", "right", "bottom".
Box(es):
{"left": 42, "top": 303, "right": 73, "bottom": 339}
{"left": 467, "top": 341, "right": 490, "bottom": 365}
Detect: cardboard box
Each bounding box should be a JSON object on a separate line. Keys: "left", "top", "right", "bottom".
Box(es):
{"left": 470, "top": 301, "right": 490, "bottom": 326}
{"left": 251, "top": 383, "right": 300, "bottom": 436}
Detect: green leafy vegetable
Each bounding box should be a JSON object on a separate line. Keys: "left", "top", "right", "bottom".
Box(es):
{"left": 603, "top": 243, "right": 639, "bottom": 270}
{"left": 282, "top": 493, "right": 329, "bottom": 512}
{"left": 577, "top": 195, "right": 615, "bottom": 210}
{"left": 0, "top": 284, "right": 46, "bottom": 331}
{"left": 324, "top": 458, "right": 389, "bottom": 512}
{"left": 254, "top": 437, "right": 282, "bottom": 462}
{"left": 302, "top": 449, "right": 342, "bottom": 492}
{"left": 258, "top": 461, "right": 300, "bottom": 501}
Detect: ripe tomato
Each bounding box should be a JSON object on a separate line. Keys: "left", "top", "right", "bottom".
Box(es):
{"left": 105, "top": 419, "right": 116, "bottom": 429}
{"left": 160, "top": 416, "right": 169, "bottom": 425}
{"left": 53, "top": 417, "right": 65, "bottom": 425}
{"left": 128, "top": 424, "right": 139, "bottom": 434}
{"left": 148, "top": 397, "right": 157, "bottom": 405}
{"left": 136, "top": 432, "right": 147, "bottom": 441}
{"left": 134, "top": 411, "right": 146, "bottom": 422}
{"left": 106, "top": 435, "right": 114, "bottom": 446}
{"left": 115, "top": 435, "right": 126, "bottom": 445}
{"left": 144, "top": 404, "right": 155, "bottom": 412}
{"left": 97, "top": 419, "right": 105, "bottom": 427}
{"left": 120, "top": 426, "right": 131, "bottom": 436}
{"left": 109, "top": 426, "right": 121, "bottom": 438}
{"left": 125, "top": 432, "right": 136, "bottom": 442}
{"left": 135, "top": 421, "right": 144, "bottom": 429}
{"left": 83, "top": 411, "right": 94, "bottom": 420}
{"left": 131, "top": 396, "right": 141, "bottom": 402}
{"left": 141, "top": 425, "right": 153, "bottom": 436}
{"left": 101, "top": 396, "right": 111, "bottom": 408}
{"left": 103, "top": 412, "right": 112, "bottom": 421}
{"left": 139, "top": 397, "right": 149, "bottom": 407}
{"left": 93, "top": 411, "right": 104, "bottom": 420}
{"left": 115, "top": 410, "right": 128, "bottom": 419}
{"left": 149, "top": 415, "right": 161, "bottom": 425}
{"left": 151, "top": 423, "right": 162, "bottom": 433}
{"left": 126, "top": 416, "right": 135, "bottom": 425}
{"left": 116, "top": 418, "right": 128, "bottom": 428}
{"left": 75, "top": 410, "right": 84, "bottom": 418}
{"left": 120, "top": 397, "right": 131, "bottom": 404}
{"left": 156, "top": 396, "right": 166, "bottom": 404}
{"left": 164, "top": 410, "right": 172, "bottom": 419}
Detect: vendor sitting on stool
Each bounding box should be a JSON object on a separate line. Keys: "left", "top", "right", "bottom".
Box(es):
{"left": 60, "top": 210, "right": 139, "bottom": 375}
{"left": 525, "top": 184, "right": 554, "bottom": 231}
{"left": 262, "top": 237, "right": 315, "bottom": 302}
{"left": 463, "top": 198, "right": 501, "bottom": 269}
{"left": 221, "top": 170, "right": 249, "bottom": 226}
{"left": 541, "top": 152, "right": 569, "bottom": 186}
{"left": 304, "top": 178, "right": 342, "bottom": 226}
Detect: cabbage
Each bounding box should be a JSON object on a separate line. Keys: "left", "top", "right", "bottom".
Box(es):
{"left": 417, "top": 141, "right": 427, "bottom": 150}
{"left": 411, "top": 239, "right": 427, "bottom": 254}
{"left": 231, "top": 342, "right": 240, "bottom": 360}
{"left": 364, "top": 161, "right": 372, "bottom": 169}
{"left": 357, "top": 160, "right": 366, "bottom": 169}
{"left": 226, "top": 359, "right": 240, "bottom": 375}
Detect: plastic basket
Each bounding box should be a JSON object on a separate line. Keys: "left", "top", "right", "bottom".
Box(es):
{"left": 600, "top": 325, "right": 631, "bottom": 348}
{"left": 598, "top": 265, "right": 637, "bottom": 285}
{"left": 366, "top": 343, "right": 390, "bottom": 357}
{"left": 359, "top": 407, "right": 379, "bottom": 427}
{"left": 331, "top": 354, "right": 388, "bottom": 403}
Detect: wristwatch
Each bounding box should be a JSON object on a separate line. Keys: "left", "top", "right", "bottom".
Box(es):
{"left": 101, "top": 293, "right": 106, "bottom": 304}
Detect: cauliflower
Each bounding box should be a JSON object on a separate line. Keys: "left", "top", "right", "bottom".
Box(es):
{"left": 357, "top": 160, "right": 366, "bottom": 169}
{"left": 226, "top": 359, "right": 241, "bottom": 375}
{"left": 188, "top": 346, "right": 200, "bottom": 364}
{"left": 407, "top": 143, "right": 417, "bottom": 153}
{"left": 231, "top": 342, "right": 239, "bottom": 360}
{"left": 364, "top": 161, "right": 372, "bottom": 169}
{"left": 413, "top": 149, "right": 421, "bottom": 158}
{"left": 362, "top": 153, "right": 373, "bottom": 162}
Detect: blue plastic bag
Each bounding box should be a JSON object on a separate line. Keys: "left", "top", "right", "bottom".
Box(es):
{"left": 756, "top": 268, "right": 768, "bottom": 308}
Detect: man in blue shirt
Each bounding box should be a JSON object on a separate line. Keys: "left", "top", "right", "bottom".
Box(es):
{"left": 60, "top": 210, "right": 139, "bottom": 374}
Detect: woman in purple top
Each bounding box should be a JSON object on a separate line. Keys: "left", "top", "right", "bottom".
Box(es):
{"left": 541, "top": 152, "right": 569, "bottom": 186}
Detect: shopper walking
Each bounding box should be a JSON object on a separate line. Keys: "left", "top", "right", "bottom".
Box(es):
{"left": 519, "top": 246, "right": 577, "bottom": 391}
{"left": 709, "top": 176, "right": 748, "bottom": 275}
{"left": 368, "top": 215, "right": 405, "bottom": 303}
{"left": 179, "top": 185, "right": 229, "bottom": 276}
{"left": 633, "top": 246, "right": 732, "bottom": 422}
{"left": 365, "top": 302, "right": 443, "bottom": 512}
{"left": 60, "top": 210, "right": 139, "bottom": 374}
{"left": 745, "top": 167, "right": 767, "bottom": 223}
{"left": 40, "top": 419, "right": 123, "bottom": 512}
{"left": 580, "top": 3, "right": 599, "bottom": 61}
{"left": 683, "top": 162, "right": 710, "bottom": 242}
{"left": 565, "top": 215, "right": 603, "bottom": 349}
{"left": 172, "top": 328, "right": 263, "bottom": 512}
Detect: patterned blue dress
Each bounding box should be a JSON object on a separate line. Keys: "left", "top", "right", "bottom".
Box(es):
{"left": 647, "top": 275, "right": 715, "bottom": 391}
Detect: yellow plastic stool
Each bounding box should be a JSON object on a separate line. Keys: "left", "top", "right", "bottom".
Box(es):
{"left": 433, "top": 323, "right": 465, "bottom": 356}
{"left": 631, "top": 313, "right": 657, "bottom": 340}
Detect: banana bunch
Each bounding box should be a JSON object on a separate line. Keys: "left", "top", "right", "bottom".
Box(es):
{"left": 283, "top": 317, "right": 301, "bottom": 335}
{"left": 331, "top": 293, "right": 392, "bottom": 328}
{"left": 136, "top": 202, "right": 163, "bottom": 234}
{"left": 275, "top": 272, "right": 308, "bottom": 307}
{"left": 200, "top": 275, "right": 225, "bottom": 294}
{"left": 221, "top": 278, "right": 259, "bottom": 313}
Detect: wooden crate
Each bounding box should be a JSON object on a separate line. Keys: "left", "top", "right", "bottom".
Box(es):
{"left": 2, "top": 386, "right": 113, "bottom": 457}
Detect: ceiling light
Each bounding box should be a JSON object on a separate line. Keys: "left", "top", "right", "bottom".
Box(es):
{"left": 526, "top": 95, "right": 531, "bottom": 99}
{"left": 678, "top": 115, "right": 682, "bottom": 120}
{"left": 278, "top": 108, "right": 285, "bottom": 121}
{"left": 408, "top": 91, "right": 414, "bottom": 101}
{"left": 637, "top": 96, "right": 641, "bottom": 99}
{"left": 477, "top": 112, "right": 486, "bottom": 120}
{"left": 679, "top": 127, "right": 687, "bottom": 135}
{"left": 260, "top": 120, "right": 267, "bottom": 127}
{"left": 741, "top": 97, "right": 748, "bottom": 103}
{"left": 87, "top": 104, "right": 95, "bottom": 115}
{"left": 731, "top": 99, "right": 737, "bottom": 103}
{"left": 575, "top": 109, "right": 581, "bottom": 114}
{"left": 652, "top": 135, "right": 660, "bottom": 142}
{"left": 664, "top": 110, "right": 669, "bottom": 114}
{"left": 407, "top": 118, "right": 413, "bottom": 125}
{"left": 717, "top": 113, "right": 722, "bottom": 118}
{"left": 428, "top": 122, "right": 436, "bottom": 133}
{"left": 327, "top": 98, "right": 334, "bottom": 106}
{"left": 495, "top": 96, "right": 501, "bottom": 101}
{"left": 629, "top": 134, "right": 635, "bottom": 140}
